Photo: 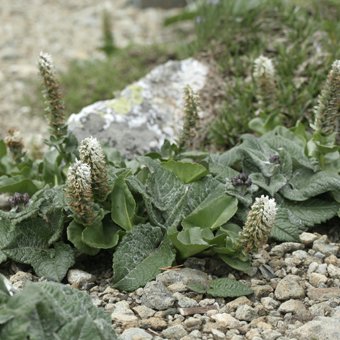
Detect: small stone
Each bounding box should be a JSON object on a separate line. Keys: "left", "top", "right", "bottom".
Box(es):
{"left": 307, "top": 287, "right": 340, "bottom": 301}
{"left": 67, "top": 269, "right": 96, "bottom": 289}
{"left": 313, "top": 238, "right": 339, "bottom": 256}
{"left": 327, "top": 264, "right": 340, "bottom": 278}
{"left": 141, "top": 281, "right": 175, "bottom": 310}
{"left": 315, "top": 263, "right": 327, "bottom": 275}
{"left": 173, "top": 292, "right": 198, "bottom": 308}
{"left": 274, "top": 275, "right": 305, "bottom": 300}
{"left": 111, "top": 301, "right": 138, "bottom": 323}
{"left": 162, "top": 324, "right": 188, "bottom": 339}
{"left": 223, "top": 296, "right": 252, "bottom": 312}
{"left": 324, "top": 254, "right": 340, "bottom": 266}
{"left": 261, "top": 297, "right": 280, "bottom": 310}
{"left": 167, "top": 282, "right": 187, "bottom": 293}
{"left": 278, "top": 300, "right": 307, "bottom": 314}
{"left": 211, "top": 328, "right": 226, "bottom": 339}
{"left": 132, "top": 305, "right": 155, "bottom": 319}
{"left": 120, "top": 327, "right": 152, "bottom": 340}
{"left": 157, "top": 268, "right": 209, "bottom": 287}
{"left": 262, "top": 329, "right": 282, "bottom": 340}
{"left": 270, "top": 242, "right": 304, "bottom": 256}
{"left": 309, "top": 272, "right": 328, "bottom": 287}
{"left": 183, "top": 317, "right": 202, "bottom": 331}
{"left": 299, "top": 232, "right": 318, "bottom": 245}
{"left": 9, "top": 271, "right": 34, "bottom": 289}
{"left": 290, "top": 316, "right": 340, "bottom": 340}
{"left": 309, "top": 302, "right": 333, "bottom": 317}
{"left": 235, "top": 305, "right": 258, "bottom": 321}
{"left": 210, "top": 313, "right": 242, "bottom": 330}
{"left": 307, "top": 261, "right": 319, "bottom": 274}
{"left": 139, "top": 317, "right": 167, "bottom": 331}
{"left": 199, "top": 298, "right": 216, "bottom": 307}
{"left": 252, "top": 285, "right": 273, "bottom": 299}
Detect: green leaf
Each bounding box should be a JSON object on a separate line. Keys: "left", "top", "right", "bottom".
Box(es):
{"left": 283, "top": 199, "right": 339, "bottom": 228}
{"left": 281, "top": 170, "right": 340, "bottom": 201}
{"left": 270, "top": 207, "right": 304, "bottom": 242}
{"left": 82, "top": 222, "right": 120, "bottom": 249}
{"left": 188, "top": 278, "right": 253, "bottom": 298}
{"left": 112, "top": 223, "right": 175, "bottom": 291}
{"left": 207, "top": 278, "right": 253, "bottom": 297}
{"left": 170, "top": 227, "right": 213, "bottom": 259}
{"left": 0, "top": 175, "right": 43, "bottom": 195}
{"left": 67, "top": 221, "right": 100, "bottom": 256}
{"left": 0, "top": 140, "right": 7, "bottom": 158}
{"left": 218, "top": 254, "right": 252, "bottom": 274}
{"left": 111, "top": 177, "right": 136, "bottom": 231}
{"left": 0, "top": 281, "right": 117, "bottom": 339}
{"left": 162, "top": 160, "right": 208, "bottom": 183}
{"left": 182, "top": 194, "right": 238, "bottom": 230}
{"left": 250, "top": 173, "right": 287, "bottom": 196}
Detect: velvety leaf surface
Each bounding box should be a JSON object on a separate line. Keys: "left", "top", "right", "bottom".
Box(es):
{"left": 162, "top": 160, "right": 208, "bottom": 183}
{"left": 112, "top": 223, "right": 175, "bottom": 291}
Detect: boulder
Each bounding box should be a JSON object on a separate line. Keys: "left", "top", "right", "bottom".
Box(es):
{"left": 67, "top": 58, "right": 208, "bottom": 157}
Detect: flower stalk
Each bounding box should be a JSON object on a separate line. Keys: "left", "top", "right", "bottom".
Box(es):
{"left": 79, "top": 137, "right": 110, "bottom": 201}
{"left": 239, "top": 195, "right": 277, "bottom": 253}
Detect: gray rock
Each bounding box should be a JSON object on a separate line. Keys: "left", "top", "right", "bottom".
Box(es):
{"left": 173, "top": 292, "right": 198, "bottom": 308}
{"left": 327, "top": 264, "right": 340, "bottom": 278}
{"left": 299, "top": 232, "right": 318, "bottom": 245}
{"left": 141, "top": 281, "right": 176, "bottom": 310}
{"left": 132, "top": 305, "right": 155, "bottom": 319}
{"left": 211, "top": 328, "right": 226, "bottom": 340}
{"left": 67, "top": 58, "right": 209, "bottom": 157}
{"left": 111, "top": 301, "right": 138, "bottom": 323}
{"left": 183, "top": 317, "right": 202, "bottom": 331}
{"left": 307, "top": 287, "right": 340, "bottom": 301}
{"left": 308, "top": 272, "right": 328, "bottom": 287}
{"left": 67, "top": 269, "right": 96, "bottom": 289}
{"left": 120, "top": 327, "right": 152, "bottom": 340}
{"left": 9, "top": 271, "right": 34, "bottom": 289}
{"left": 139, "top": 317, "right": 168, "bottom": 331}
{"left": 278, "top": 299, "right": 308, "bottom": 315}
{"left": 261, "top": 297, "right": 280, "bottom": 310}
{"left": 290, "top": 316, "right": 340, "bottom": 340}
{"left": 157, "top": 268, "right": 209, "bottom": 287}
{"left": 270, "top": 242, "right": 304, "bottom": 256}
{"left": 210, "top": 313, "right": 242, "bottom": 330}
{"left": 274, "top": 275, "right": 305, "bottom": 300}
{"left": 162, "top": 324, "right": 188, "bottom": 339}
{"left": 235, "top": 305, "right": 258, "bottom": 321}
{"left": 313, "top": 237, "right": 339, "bottom": 256}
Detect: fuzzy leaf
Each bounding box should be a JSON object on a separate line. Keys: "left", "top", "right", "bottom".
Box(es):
{"left": 250, "top": 173, "right": 287, "bottom": 196}
{"left": 284, "top": 199, "right": 339, "bottom": 228}
{"left": 270, "top": 207, "right": 304, "bottom": 242}
{"left": 0, "top": 280, "right": 117, "bottom": 339}
{"left": 162, "top": 160, "right": 208, "bottom": 183}
{"left": 0, "top": 176, "right": 43, "bottom": 195}
{"left": 281, "top": 170, "right": 340, "bottom": 201}
{"left": 112, "top": 224, "right": 175, "bottom": 291}
{"left": 4, "top": 242, "right": 74, "bottom": 282}
{"left": 218, "top": 254, "right": 252, "bottom": 274}
{"left": 111, "top": 177, "right": 136, "bottom": 231}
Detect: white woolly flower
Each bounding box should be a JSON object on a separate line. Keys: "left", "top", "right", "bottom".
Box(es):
{"left": 38, "top": 52, "right": 54, "bottom": 70}
{"left": 65, "top": 160, "right": 95, "bottom": 225}
{"left": 253, "top": 55, "right": 277, "bottom": 110}
{"left": 79, "top": 136, "right": 109, "bottom": 201}
{"left": 239, "top": 195, "right": 277, "bottom": 253}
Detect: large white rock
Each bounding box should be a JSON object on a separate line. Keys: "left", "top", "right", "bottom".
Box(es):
{"left": 67, "top": 58, "right": 209, "bottom": 156}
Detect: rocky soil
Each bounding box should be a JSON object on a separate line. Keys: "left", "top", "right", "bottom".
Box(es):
{"left": 0, "top": 0, "right": 183, "bottom": 146}
{"left": 6, "top": 231, "right": 340, "bottom": 340}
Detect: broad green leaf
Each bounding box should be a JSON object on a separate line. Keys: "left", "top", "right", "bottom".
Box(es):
{"left": 182, "top": 194, "right": 237, "bottom": 230}
{"left": 0, "top": 176, "right": 43, "bottom": 195}
{"left": 207, "top": 278, "right": 253, "bottom": 297}
{"left": 250, "top": 173, "right": 287, "bottom": 196}
{"left": 112, "top": 223, "right": 175, "bottom": 291}
{"left": 270, "top": 207, "right": 305, "bottom": 242}
{"left": 280, "top": 170, "right": 340, "bottom": 201}
{"left": 0, "top": 281, "right": 117, "bottom": 339}
{"left": 170, "top": 227, "right": 213, "bottom": 259}
{"left": 111, "top": 177, "right": 136, "bottom": 231}
{"left": 188, "top": 278, "right": 253, "bottom": 298}
{"left": 218, "top": 254, "right": 252, "bottom": 274}
{"left": 283, "top": 199, "right": 339, "bottom": 228}
{"left": 162, "top": 160, "right": 208, "bottom": 183}
{"left": 0, "top": 140, "right": 7, "bottom": 158}
{"left": 82, "top": 222, "right": 120, "bottom": 249}
{"left": 67, "top": 221, "right": 99, "bottom": 256}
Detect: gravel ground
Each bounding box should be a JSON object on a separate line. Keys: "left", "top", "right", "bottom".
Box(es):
{"left": 6, "top": 231, "right": 340, "bottom": 340}
{"left": 0, "top": 0, "right": 181, "bottom": 146}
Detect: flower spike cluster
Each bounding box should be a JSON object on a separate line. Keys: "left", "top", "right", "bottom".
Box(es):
{"left": 65, "top": 160, "right": 96, "bottom": 225}
{"left": 253, "top": 55, "right": 277, "bottom": 110}
{"left": 38, "top": 52, "right": 66, "bottom": 139}
{"left": 312, "top": 59, "right": 340, "bottom": 138}
{"left": 239, "top": 195, "right": 277, "bottom": 253}
{"left": 179, "top": 85, "right": 201, "bottom": 149}
{"left": 79, "top": 136, "right": 110, "bottom": 201}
